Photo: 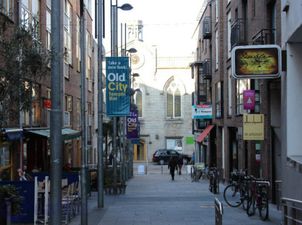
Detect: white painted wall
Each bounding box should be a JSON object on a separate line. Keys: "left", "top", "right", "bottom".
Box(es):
{"left": 286, "top": 44, "right": 302, "bottom": 157}
{"left": 281, "top": 0, "right": 302, "bottom": 44}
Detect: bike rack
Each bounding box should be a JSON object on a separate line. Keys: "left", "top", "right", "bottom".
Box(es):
{"left": 215, "top": 198, "right": 223, "bottom": 225}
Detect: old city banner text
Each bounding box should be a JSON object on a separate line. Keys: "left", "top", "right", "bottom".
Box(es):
{"left": 106, "top": 57, "right": 130, "bottom": 116}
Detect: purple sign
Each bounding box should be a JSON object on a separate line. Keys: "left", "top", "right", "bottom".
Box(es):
{"left": 243, "top": 90, "right": 255, "bottom": 110}
{"left": 126, "top": 109, "right": 139, "bottom": 139}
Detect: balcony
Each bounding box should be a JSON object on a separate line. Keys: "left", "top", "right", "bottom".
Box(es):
{"left": 202, "top": 16, "right": 212, "bottom": 39}
{"left": 231, "top": 18, "right": 247, "bottom": 48}
{"left": 201, "top": 59, "right": 211, "bottom": 79}
{"left": 252, "top": 29, "right": 276, "bottom": 45}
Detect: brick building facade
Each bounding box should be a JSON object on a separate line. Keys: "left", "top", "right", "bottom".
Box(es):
{"left": 192, "top": 0, "right": 282, "bottom": 202}
{"left": 0, "top": 0, "right": 95, "bottom": 179}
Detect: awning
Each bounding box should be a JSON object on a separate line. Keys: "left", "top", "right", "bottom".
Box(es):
{"left": 2, "top": 128, "right": 23, "bottom": 141}
{"left": 26, "top": 128, "right": 81, "bottom": 140}
{"left": 196, "top": 125, "right": 214, "bottom": 143}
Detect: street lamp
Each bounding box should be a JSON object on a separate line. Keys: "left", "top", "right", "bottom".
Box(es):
{"left": 117, "top": 3, "right": 133, "bottom": 11}
{"left": 127, "top": 48, "right": 137, "bottom": 54}
{"left": 111, "top": 0, "right": 133, "bottom": 194}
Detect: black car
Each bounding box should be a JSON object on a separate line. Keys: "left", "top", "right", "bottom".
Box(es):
{"left": 152, "top": 149, "right": 191, "bottom": 164}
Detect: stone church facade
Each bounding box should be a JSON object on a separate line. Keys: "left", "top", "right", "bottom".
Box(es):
{"left": 126, "top": 21, "right": 195, "bottom": 162}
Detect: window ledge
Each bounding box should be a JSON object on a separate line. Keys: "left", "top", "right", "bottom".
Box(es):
{"left": 165, "top": 118, "right": 183, "bottom": 123}
{"left": 287, "top": 156, "right": 302, "bottom": 173}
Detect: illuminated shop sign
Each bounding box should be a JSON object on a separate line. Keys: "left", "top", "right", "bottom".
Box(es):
{"left": 231, "top": 45, "right": 281, "bottom": 79}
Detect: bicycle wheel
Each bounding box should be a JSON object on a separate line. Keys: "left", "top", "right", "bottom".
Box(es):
{"left": 223, "top": 184, "right": 241, "bottom": 207}
{"left": 241, "top": 184, "right": 249, "bottom": 210}
{"left": 259, "top": 192, "right": 269, "bottom": 220}
{"left": 247, "top": 194, "right": 256, "bottom": 216}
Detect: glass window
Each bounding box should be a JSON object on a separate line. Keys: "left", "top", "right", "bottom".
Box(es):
{"left": 166, "top": 81, "right": 183, "bottom": 118}
{"left": 227, "top": 11, "right": 232, "bottom": 58}
{"left": 135, "top": 92, "right": 143, "bottom": 117}
{"left": 227, "top": 68, "right": 232, "bottom": 116}
{"left": 20, "top": 0, "right": 40, "bottom": 39}
{"left": 215, "top": 0, "right": 219, "bottom": 22}
{"left": 0, "top": 145, "right": 10, "bottom": 167}
{"left": 0, "top": 0, "right": 14, "bottom": 17}
{"left": 65, "top": 95, "right": 73, "bottom": 112}
{"left": 215, "top": 82, "right": 222, "bottom": 118}
{"left": 64, "top": 0, "right": 72, "bottom": 64}
{"left": 215, "top": 30, "right": 219, "bottom": 69}
{"left": 167, "top": 92, "right": 173, "bottom": 117}
{"left": 236, "top": 79, "right": 250, "bottom": 115}
{"left": 46, "top": 10, "right": 51, "bottom": 50}
{"left": 166, "top": 138, "right": 183, "bottom": 151}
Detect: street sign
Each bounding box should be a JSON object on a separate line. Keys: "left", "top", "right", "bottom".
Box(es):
{"left": 192, "top": 104, "right": 212, "bottom": 119}
{"left": 243, "top": 90, "right": 255, "bottom": 110}
{"left": 231, "top": 45, "right": 281, "bottom": 79}
{"left": 243, "top": 114, "right": 264, "bottom": 140}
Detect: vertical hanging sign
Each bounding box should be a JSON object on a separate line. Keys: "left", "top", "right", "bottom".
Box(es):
{"left": 126, "top": 109, "right": 139, "bottom": 139}
{"left": 106, "top": 57, "right": 130, "bottom": 116}
{"left": 243, "top": 90, "right": 255, "bottom": 110}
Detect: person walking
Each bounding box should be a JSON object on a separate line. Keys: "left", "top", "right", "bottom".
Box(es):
{"left": 168, "top": 156, "right": 178, "bottom": 181}
{"left": 177, "top": 156, "right": 183, "bottom": 175}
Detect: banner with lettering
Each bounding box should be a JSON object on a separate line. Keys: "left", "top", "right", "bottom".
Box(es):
{"left": 106, "top": 57, "right": 130, "bottom": 116}
{"left": 126, "top": 109, "right": 139, "bottom": 139}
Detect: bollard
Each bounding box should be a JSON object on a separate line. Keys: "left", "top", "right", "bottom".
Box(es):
{"left": 215, "top": 198, "right": 223, "bottom": 225}
{"left": 160, "top": 160, "right": 164, "bottom": 174}
{"left": 5, "top": 198, "right": 11, "bottom": 225}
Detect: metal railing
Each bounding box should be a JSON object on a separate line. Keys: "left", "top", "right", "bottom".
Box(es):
{"left": 231, "top": 18, "right": 246, "bottom": 48}
{"left": 252, "top": 29, "right": 276, "bottom": 45}
{"left": 282, "top": 197, "right": 302, "bottom": 225}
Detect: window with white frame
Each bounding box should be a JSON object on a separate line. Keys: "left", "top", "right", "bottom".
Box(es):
{"left": 22, "top": 83, "right": 40, "bottom": 126}
{"left": 215, "top": 0, "right": 219, "bottom": 22}
{"left": 85, "top": 0, "right": 92, "bottom": 16}
{"left": 20, "top": 0, "right": 40, "bottom": 39}
{"left": 251, "top": 80, "right": 261, "bottom": 113}
{"left": 64, "top": 0, "right": 72, "bottom": 64}
{"left": 76, "top": 16, "right": 81, "bottom": 70}
{"left": 227, "top": 11, "right": 232, "bottom": 59}
{"left": 166, "top": 138, "right": 183, "bottom": 151}
{"left": 215, "top": 81, "right": 222, "bottom": 118}
{"left": 0, "top": 145, "right": 10, "bottom": 167}
{"left": 46, "top": 7, "right": 51, "bottom": 51}
{"left": 86, "top": 31, "right": 92, "bottom": 79}
{"left": 0, "top": 0, "right": 14, "bottom": 18}
{"left": 166, "top": 81, "right": 182, "bottom": 118}
{"left": 227, "top": 68, "right": 232, "bottom": 116}
{"left": 236, "top": 79, "right": 250, "bottom": 115}
{"left": 135, "top": 91, "right": 143, "bottom": 118}
{"left": 215, "top": 29, "right": 219, "bottom": 69}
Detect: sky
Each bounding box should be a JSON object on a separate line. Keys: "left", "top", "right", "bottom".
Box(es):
{"left": 102, "top": 0, "right": 205, "bottom": 57}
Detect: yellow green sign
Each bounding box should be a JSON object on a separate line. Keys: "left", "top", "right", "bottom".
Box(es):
{"left": 232, "top": 45, "right": 281, "bottom": 79}
{"left": 243, "top": 114, "right": 264, "bottom": 140}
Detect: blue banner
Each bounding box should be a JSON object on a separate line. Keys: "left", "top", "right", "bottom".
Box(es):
{"left": 106, "top": 57, "right": 130, "bottom": 116}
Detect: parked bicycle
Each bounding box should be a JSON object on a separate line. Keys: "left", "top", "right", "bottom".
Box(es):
{"left": 191, "top": 163, "right": 205, "bottom": 182}
{"left": 208, "top": 167, "right": 219, "bottom": 194}
{"left": 246, "top": 177, "right": 270, "bottom": 221}
{"left": 223, "top": 170, "right": 250, "bottom": 209}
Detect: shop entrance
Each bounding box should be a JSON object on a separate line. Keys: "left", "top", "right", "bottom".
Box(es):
{"left": 133, "top": 140, "right": 146, "bottom": 161}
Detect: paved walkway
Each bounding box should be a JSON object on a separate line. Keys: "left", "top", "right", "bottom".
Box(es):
{"left": 68, "top": 163, "right": 282, "bottom": 225}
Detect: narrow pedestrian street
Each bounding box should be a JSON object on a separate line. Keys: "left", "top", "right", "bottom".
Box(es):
{"left": 69, "top": 163, "right": 282, "bottom": 225}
